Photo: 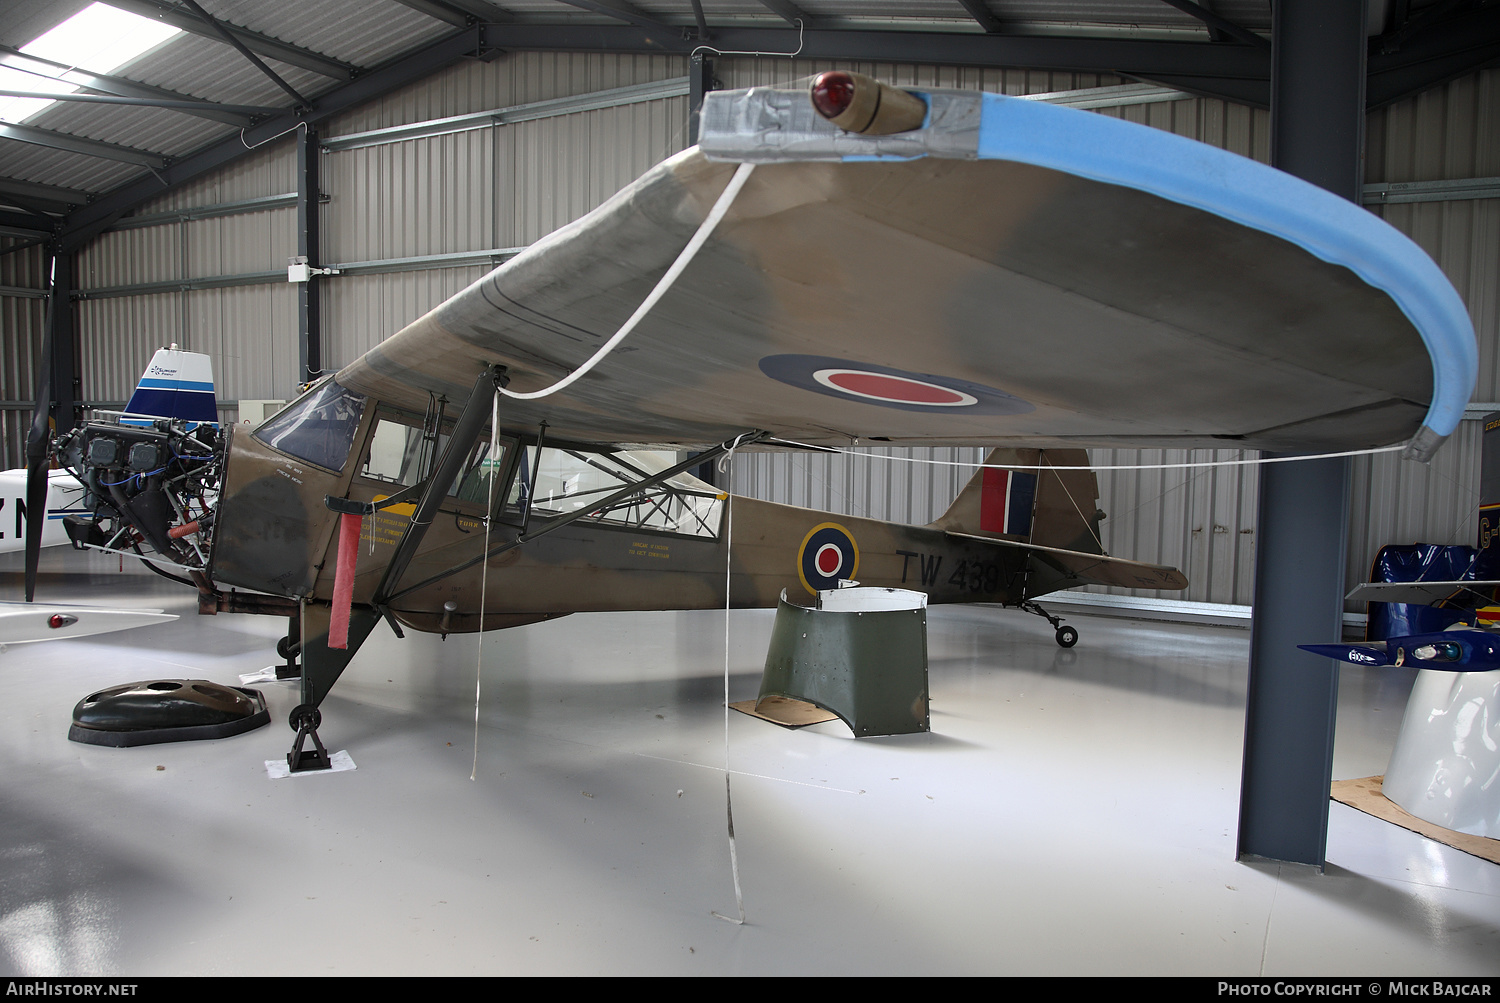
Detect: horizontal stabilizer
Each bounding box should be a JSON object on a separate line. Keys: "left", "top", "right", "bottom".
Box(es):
{"left": 1300, "top": 627, "right": 1500, "bottom": 672}
{"left": 1299, "top": 643, "right": 1393, "bottom": 666}
{"left": 944, "top": 530, "right": 1188, "bottom": 594}
{"left": 1344, "top": 580, "right": 1500, "bottom": 604}
{"left": 0, "top": 602, "right": 177, "bottom": 644}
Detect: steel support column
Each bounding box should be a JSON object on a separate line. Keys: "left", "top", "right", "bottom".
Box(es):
{"left": 688, "top": 54, "right": 714, "bottom": 147}
{"left": 297, "top": 127, "right": 322, "bottom": 384}
{"left": 1236, "top": 0, "right": 1366, "bottom": 868}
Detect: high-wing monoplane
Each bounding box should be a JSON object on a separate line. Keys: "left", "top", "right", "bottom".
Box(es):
{"left": 33, "top": 73, "right": 1477, "bottom": 769}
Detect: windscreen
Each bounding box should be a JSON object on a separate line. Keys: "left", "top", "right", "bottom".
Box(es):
{"left": 252, "top": 380, "right": 366, "bottom": 471}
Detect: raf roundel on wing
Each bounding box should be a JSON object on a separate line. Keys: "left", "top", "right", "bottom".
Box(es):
{"left": 759, "top": 355, "right": 1033, "bottom": 415}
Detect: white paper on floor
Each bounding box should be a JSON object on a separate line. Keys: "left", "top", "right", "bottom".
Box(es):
{"left": 265, "top": 750, "right": 356, "bottom": 779}
{"left": 240, "top": 666, "right": 293, "bottom": 684}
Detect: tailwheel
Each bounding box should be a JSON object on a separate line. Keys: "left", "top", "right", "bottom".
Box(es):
{"left": 287, "top": 703, "right": 330, "bottom": 773}
{"left": 1015, "top": 599, "right": 1074, "bottom": 647}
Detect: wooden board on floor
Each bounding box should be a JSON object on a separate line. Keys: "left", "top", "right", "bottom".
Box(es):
{"left": 1331, "top": 775, "right": 1500, "bottom": 865}
{"left": 730, "top": 696, "right": 840, "bottom": 729}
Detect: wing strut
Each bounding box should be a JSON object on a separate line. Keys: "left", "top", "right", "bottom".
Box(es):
{"left": 287, "top": 366, "right": 506, "bottom": 773}
{"left": 369, "top": 366, "right": 507, "bottom": 611}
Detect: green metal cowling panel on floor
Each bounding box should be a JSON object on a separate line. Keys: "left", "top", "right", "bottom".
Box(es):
{"left": 759, "top": 595, "right": 929, "bottom": 737}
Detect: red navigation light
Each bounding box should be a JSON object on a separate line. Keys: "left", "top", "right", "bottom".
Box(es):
{"left": 48, "top": 614, "right": 76, "bottom": 629}
{"left": 810, "top": 72, "right": 856, "bottom": 120}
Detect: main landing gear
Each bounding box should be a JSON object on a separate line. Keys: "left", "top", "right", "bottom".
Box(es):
{"left": 1015, "top": 599, "right": 1079, "bottom": 648}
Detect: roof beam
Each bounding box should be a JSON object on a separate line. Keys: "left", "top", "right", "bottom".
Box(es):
{"left": 389, "top": 1, "right": 471, "bottom": 28}
{"left": 1374, "top": 0, "right": 1468, "bottom": 54}
{"left": 3, "top": 197, "right": 60, "bottom": 224}
{"left": 435, "top": 0, "right": 514, "bottom": 20}
{"left": 0, "top": 123, "right": 168, "bottom": 168}
{"left": 177, "top": 0, "right": 311, "bottom": 107}
{"left": 0, "top": 88, "right": 282, "bottom": 116}
{"left": 1194, "top": 0, "right": 1230, "bottom": 44}
{"left": 0, "top": 177, "right": 90, "bottom": 213}
{"left": 0, "top": 236, "right": 47, "bottom": 257}
{"left": 0, "top": 210, "right": 53, "bottom": 239}
{"left": 753, "top": 0, "right": 814, "bottom": 27}
{"left": 0, "top": 44, "right": 258, "bottom": 127}
{"left": 54, "top": 26, "right": 499, "bottom": 250}
{"left": 102, "top": 0, "right": 357, "bottom": 80}
{"left": 955, "top": 0, "right": 1002, "bottom": 34}
{"left": 480, "top": 23, "right": 1272, "bottom": 80}
{"left": 1366, "top": 3, "right": 1500, "bottom": 107}
{"left": 549, "top": 1, "right": 673, "bottom": 31}
{"left": 1157, "top": 0, "right": 1270, "bottom": 48}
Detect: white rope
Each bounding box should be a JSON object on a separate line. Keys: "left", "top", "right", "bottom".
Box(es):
{"left": 470, "top": 391, "right": 500, "bottom": 781}
{"left": 711, "top": 463, "right": 747, "bottom": 926}
{"left": 499, "top": 162, "right": 757, "bottom": 402}
{"left": 778, "top": 441, "right": 1408, "bottom": 472}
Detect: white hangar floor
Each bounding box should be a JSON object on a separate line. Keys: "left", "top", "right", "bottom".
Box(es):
{"left": 0, "top": 548, "right": 1495, "bottom": 977}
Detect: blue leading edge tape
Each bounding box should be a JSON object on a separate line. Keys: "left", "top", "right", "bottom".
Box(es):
{"left": 965, "top": 91, "right": 1476, "bottom": 448}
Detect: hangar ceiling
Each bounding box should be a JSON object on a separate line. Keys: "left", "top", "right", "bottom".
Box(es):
{"left": 0, "top": 0, "right": 1497, "bottom": 255}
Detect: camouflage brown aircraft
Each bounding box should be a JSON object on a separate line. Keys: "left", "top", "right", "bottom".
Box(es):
{"left": 36, "top": 73, "right": 1476, "bottom": 768}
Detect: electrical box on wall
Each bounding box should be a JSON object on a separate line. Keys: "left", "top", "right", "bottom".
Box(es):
{"left": 238, "top": 400, "right": 287, "bottom": 427}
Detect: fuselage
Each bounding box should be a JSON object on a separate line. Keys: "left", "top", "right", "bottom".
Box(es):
{"left": 209, "top": 381, "right": 1031, "bottom": 633}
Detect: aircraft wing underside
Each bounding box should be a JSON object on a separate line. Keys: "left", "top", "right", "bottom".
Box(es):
{"left": 336, "top": 85, "right": 1475, "bottom": 461}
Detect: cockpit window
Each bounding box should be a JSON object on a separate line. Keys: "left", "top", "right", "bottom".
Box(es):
{"left": 361, "top": 418, "right": 430, "bottom": 487}
{"left": 252, "top": 379, "right": 366, "bottom": 471}
{"left": 506, "top": 446, "right": 723, "bottom": 538}
{"left": 358, "top": 413, "right": 510, "bottom": 509}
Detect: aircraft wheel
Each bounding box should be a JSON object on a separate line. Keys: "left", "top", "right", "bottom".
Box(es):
{"left": 276, "top": 635, "right": 300, "bottom": 660}
{"left": 288, "top": 703, "right": 321, "bottom": 732}
{"left": 1055, "top": 625, "right": 1079, "bottom": 648}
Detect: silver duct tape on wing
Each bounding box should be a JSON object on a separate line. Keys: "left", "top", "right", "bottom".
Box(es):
{"left": 698, "top": 83, "right": 980, "bottom": 163}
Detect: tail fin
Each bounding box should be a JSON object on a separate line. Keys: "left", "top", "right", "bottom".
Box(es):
{"left": 121, "top": 348, "right": 218, "bottom": 429}
{"left": 932, "top": 448, "right": 1105, "bottom": 555}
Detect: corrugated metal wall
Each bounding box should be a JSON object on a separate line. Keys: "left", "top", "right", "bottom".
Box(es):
{"left": 73, "top": 136, "right": 303, "bottom": 412}
{"left": 19, "top": 51, "right": 1497, "bottom": 609}
{"left": 55, "top": 51, "right": 692, "bottom": 415}
{"left": 319, "top": 52, "right": 688, "bottom": 371}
